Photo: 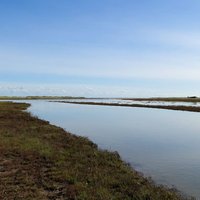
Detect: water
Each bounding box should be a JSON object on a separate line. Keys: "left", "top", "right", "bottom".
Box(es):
{"left": 15, "top": 100, "right": 200, "bottom": 198}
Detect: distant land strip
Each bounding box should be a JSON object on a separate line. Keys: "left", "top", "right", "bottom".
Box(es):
{"left": 122, "top": 97, "right": 200, "bottom": 102}
{"left": 55, "top": 101, "right": 200, "bottom": 113}
{"left": 0, "top": 96, "right": 85, "bottom": 100}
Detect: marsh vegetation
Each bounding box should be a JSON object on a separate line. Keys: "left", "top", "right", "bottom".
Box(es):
{"left": 0, "top": 102, "right": 191, "bottom": 199}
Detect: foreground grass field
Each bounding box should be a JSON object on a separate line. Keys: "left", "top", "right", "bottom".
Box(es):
{"left": 0, "top": 102, "right": 193, "bottom": 199}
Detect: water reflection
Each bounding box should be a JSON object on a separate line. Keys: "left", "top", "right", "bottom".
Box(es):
{"left": 22, "top": 100, "right": 200, "bottom": 198}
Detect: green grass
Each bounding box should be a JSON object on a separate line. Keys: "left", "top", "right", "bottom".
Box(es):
{"left": 0, "top": 102, "right": 194, "bottom": 199}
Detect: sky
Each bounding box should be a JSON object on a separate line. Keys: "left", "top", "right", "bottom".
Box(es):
{"left": 1, "top": 0, "right": 200, "bottom": 97}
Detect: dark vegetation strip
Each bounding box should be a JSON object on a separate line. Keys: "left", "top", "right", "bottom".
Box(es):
{"left": 122, "top": 97, "right": 200, "bottom": 102}
{"left": 56, "top": 101, "right": 200, "bottom": 113}
{"left": 0, "top": 102, "right": 194, "bottom": 199}
{"left": 0, "top": 96, "right": 85, "bottom": 100}
{"left": 1, "top": 96, "right": 200, "bottom": 102}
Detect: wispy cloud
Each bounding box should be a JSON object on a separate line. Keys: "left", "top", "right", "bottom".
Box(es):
{"left": 0, "top": 83, "right": 147, "bottom": 97}
{"left": 145, "top": 29, "right": 200, "bottom": 49}
{"left": 1, "top": 46, "right": 200, "bottom": 82}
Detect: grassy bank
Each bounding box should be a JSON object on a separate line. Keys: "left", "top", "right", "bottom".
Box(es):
{"left": 0, "top": 102, "right": 192, "bottom": 199}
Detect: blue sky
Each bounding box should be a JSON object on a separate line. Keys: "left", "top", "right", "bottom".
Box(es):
{"left": 1, "top": 0, "right": 200, "bottom": 97}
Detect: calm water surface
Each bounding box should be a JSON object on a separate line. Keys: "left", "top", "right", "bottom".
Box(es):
{"left": 21, "top": 100, "right": 200, "bottom": 199}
